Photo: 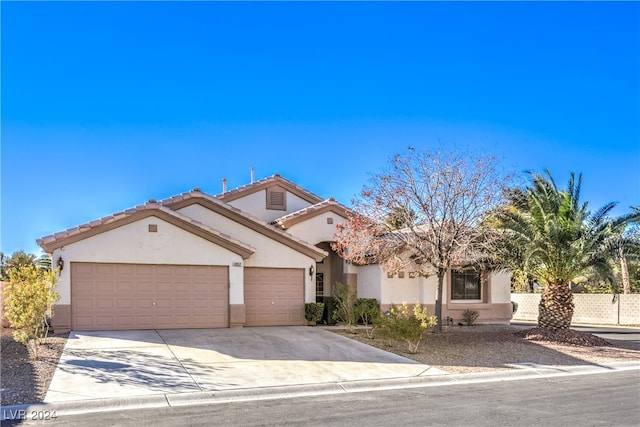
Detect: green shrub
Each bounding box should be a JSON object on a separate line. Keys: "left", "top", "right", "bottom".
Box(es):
{"left": 332, "top": 283, "right": 357, "bottom": 331}
{"left": 354, "top": 298, "right": 380, "bottom": 325}
{"left": 376, "top": 303, "right": 437, "bottom": 353}
{"left": 304, "top": 302, "right": 325, "bottom": 323}
{"left": 462, "top": 309, "right": 480, "bottom": 326}
{"left": 319, "top": 296, "right": 337, "bottom": 325}
{"left": 3, "top": 264, "right": 59, "bottom": 359}
{"left": 355, "top": 298, "right": 380, "bottom": 338}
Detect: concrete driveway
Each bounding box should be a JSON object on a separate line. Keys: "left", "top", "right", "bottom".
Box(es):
{"left": 45, "top": 327, "right": 446, "bottom": 402}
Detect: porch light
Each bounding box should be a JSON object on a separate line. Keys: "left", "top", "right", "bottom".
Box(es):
{"left": 309, "top": 265, "right": 315, "bottom": 277}
{"left": 57, "top": 257, "right": 64, "bottom": 271}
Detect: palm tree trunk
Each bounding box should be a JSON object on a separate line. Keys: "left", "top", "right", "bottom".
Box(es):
{"left": 538, "top": 282, "right": 574, "bottom": 329}
{"left": 620, "top": 248, "right": 631, "bottom": 294}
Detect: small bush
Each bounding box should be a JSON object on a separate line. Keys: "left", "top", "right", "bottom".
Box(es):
{"left": 319, "top": 296, "right": 337, "bottom": 325}
{"left": 304, "top": 302, "right": 325, "bottom": 323}
{"left": 354, "top": 298, "right": 380, "bottom": 325}
{"left": 462, "top": 309, "right": 480, "bottom": 326}
{"left": 376, "top": 303, "right": 437, "bottom": 353}
{"left": 355, "top": 298, "right": 380, "bottom": 338}
{"left": 3, "top": 264, "right": 59, "bottom": 359}
{"left": 332, "top": 283, "right": 357, "bottom": 331}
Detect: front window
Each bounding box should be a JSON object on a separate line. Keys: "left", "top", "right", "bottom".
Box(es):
{"left": 451, "top": 269, "right": 481, "bottom": 300}
{"left": 316, "top": 272, "right": 324, "bottom": 297}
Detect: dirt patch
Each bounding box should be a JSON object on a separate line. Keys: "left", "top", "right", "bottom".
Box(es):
{"left": 515, "top": 326, "right": 611, "bottom": 347}
{"left": 1, "top": 327, "right": 68, "bottom": 406}
{"left": 332, "top": 324, "right": 640, "bottom": 374}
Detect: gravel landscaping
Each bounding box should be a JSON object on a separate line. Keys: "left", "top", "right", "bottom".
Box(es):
{"left": 333, "top": 324, "right": 640, "bottom": 374}
{"left": 1, "top": 324, "right": 638, "bottom": 406}
{"left": 1, "top": 328, "right": 67, "bottom": 406}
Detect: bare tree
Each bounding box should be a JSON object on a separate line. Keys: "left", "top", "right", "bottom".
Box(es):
{"left": 333, "top": 147, "right": 509, "bottom": 332}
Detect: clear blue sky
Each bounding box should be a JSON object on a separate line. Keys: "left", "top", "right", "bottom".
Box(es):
{"left": 2, "top": 1, "right": 639, "bottom": 256}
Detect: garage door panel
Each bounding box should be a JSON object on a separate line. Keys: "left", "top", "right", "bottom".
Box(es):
{"left": 96, "top": 299, "right": 113, "bottom": 309}
{"left": 133, "top": 315, "right": 154, "bottom": 328}
{"left": 75, "top": 299, "right": 94, "bottom": 310}
{"left": 116, "top": 281, "right": 135, "bottom": 292}
{"left": 116, "top": 265, "right": 134, "bottom": 275}
{"left": 116, "top": 299, "right": 133, "bottom": 309}
{"left": 96, "top": 316, "right": 115, "bottom": 328}
{"left": 116, "top": 316, "right": 135, "bottom": 326}
{"left": 71, "top": 263, "right": 229, "bottom": 330}
{"left": 74, "top": 316, "right": 93, "bottom": 329}
{"left": 95, "top": 264, "right": 115, "bottom": 275}
{"left": 135, "top": 265, "right": 155, "bottom": 276}
{"left": 244, "top": 268, "right": 304, "bottom": 327}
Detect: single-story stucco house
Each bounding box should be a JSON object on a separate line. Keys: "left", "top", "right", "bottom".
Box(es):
{"left": 38, "top": 174, "right": 512, "bottom": 332}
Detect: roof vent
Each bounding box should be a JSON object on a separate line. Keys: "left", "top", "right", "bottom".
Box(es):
{"left": 192, "top": 187, "right": 201, "bottom": 192}
{"left": 148, "top": 199, "right": 157, "bottom": 203}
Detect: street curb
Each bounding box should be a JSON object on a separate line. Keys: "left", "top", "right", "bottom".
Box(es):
{"left": 2, "top": 361, "right": 639, "bottom": 421}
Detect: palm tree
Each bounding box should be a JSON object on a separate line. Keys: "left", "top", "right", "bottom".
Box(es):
{"left": 493, "top": 170, "right": 628, "bottom": 329}
{"left": 612, "top": 207, "right": 640, "bottom": 294}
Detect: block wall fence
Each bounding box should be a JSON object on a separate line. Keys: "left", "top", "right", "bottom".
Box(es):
{"left": 511, "top": 293, "right": 640, "bottom": 326}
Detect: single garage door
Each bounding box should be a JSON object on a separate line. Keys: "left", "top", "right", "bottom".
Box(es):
{"left": 71, "top": 263, "right": 228, "bottom": 330}
{"left": 244, "top": 267, "right": 304, "bottom": 326}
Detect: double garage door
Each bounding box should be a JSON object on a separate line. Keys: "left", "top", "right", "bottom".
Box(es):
{"left": 71, "top": 263, "right": 304, "bottom": 330}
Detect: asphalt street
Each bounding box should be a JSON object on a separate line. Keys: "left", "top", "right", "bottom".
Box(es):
{"left": 7, "top": 370, "right": 639, "bottom": 427}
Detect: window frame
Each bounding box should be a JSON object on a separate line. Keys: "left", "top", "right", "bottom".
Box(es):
{"left": 450, "top": 269, "right": 482, "bottom": 302}
{"left": 315, "top": 272, "right": 324, "bottom": 297}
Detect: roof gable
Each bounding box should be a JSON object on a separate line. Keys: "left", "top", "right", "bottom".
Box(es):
{"left": 162, "top": 190, "right": 328, "bottom": 261}
{"left": 37, "top": 204, "right": 255, "bottom": 258}
{"left": 216, "top": 174, "right": 324, "bottom": 205}
{"left": 272, "top": 199, "right": 353, "bottom": 230}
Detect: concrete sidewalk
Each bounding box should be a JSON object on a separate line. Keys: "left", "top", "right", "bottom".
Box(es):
{"left": 3, "top": 361, "right": 639, "bottom": 421}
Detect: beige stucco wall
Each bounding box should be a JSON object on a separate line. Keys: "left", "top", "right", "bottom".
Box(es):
{"left": 356, "top": 266, "right": 512, "bottom": 323}
{"left": 490, "top": 270, "right": 512, "bottom": 303}
{"left": 382, "top": 273, "right": 438, "bottom": 306}
{"left": 225, "top": 190, "right": 313, "bottom": 223}
{"left": 355, "top": 264, "right": 382, "bottom": 301}
{"left": 52, "top": 216, "right": 244, "bottom": 305}
{"left": 177, "top": 204, "right": 317, "bottom": 302}
{"left": 287, "top": 212, "right": 347, "bottom": 245}
{"left": 357, "top": 267, "right": 507, "bottom": 307}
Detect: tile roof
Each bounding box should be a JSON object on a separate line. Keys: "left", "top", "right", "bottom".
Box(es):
{"left": 37, "top": 202, "right": 256, "bottom": 258}
{"left": 271, "top": 198, "right": 353, "bottom": 229}
{"left": 161, "top": 189, "right": 328, "bottom": 261}
{"left": 215, "top": 174, "right": 324, "bottom": 204}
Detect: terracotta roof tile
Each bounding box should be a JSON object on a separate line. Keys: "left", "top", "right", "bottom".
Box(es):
{"left": 215, "top": 174, "right": 324, "bottom": 204}
{"left": 160, "top": 189, "right": 327, "bottom": 260}
{"left": 272, "top": 198, "right": 353, "bottom": 229}
{"left": 37, "top": 202, "right": 255, "bottom": 257}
